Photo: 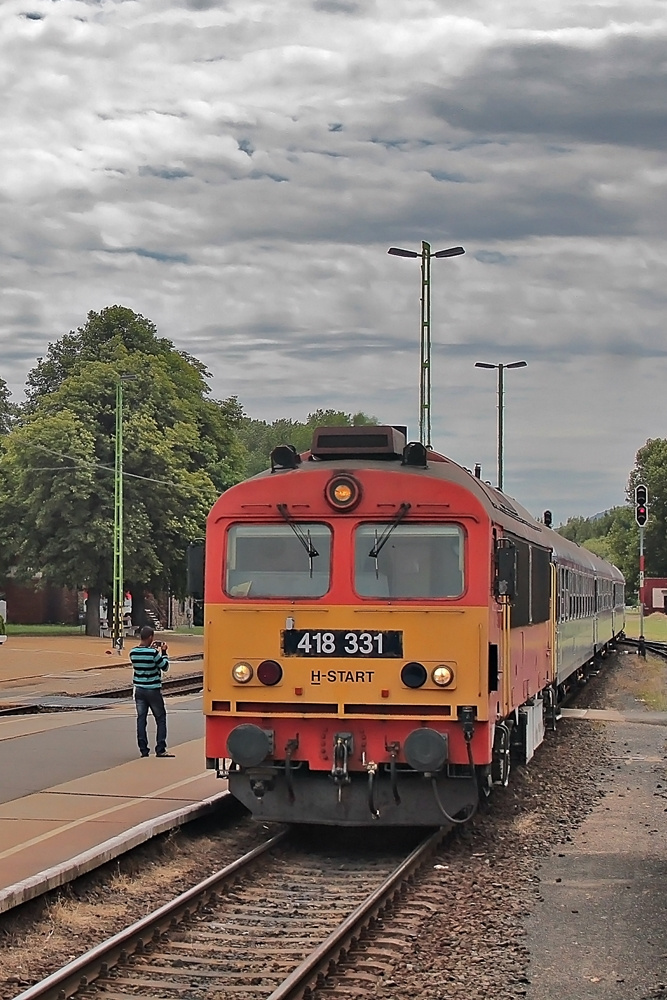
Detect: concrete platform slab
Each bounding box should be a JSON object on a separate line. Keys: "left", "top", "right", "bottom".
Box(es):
{"left": 562, "top": 706, "right": 667, "bottom": 724}
{"left": 0, "top": 693, "right": 228, "bottom": 915}
{"left": 526, "top": 721, "right": 667, "bottom": 999}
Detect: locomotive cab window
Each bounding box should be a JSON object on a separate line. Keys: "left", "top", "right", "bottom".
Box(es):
{"left": 354, "top": 523, "right": 464, "bottom": 599}
{"left": 225, "top": 524, "right": 332, "bottom": 598}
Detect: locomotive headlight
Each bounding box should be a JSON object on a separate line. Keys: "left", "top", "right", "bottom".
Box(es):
{"left": 334, "top": 482, "right": 352, "bottom": 503}
{"left": 325, "top": 475, "right": 361, "bottom": 511}
{"left": 432, "top": 664, "right": 455, "bottom": 687}
{"left": 232, "top": 662, "right": 253, "bottom": 683}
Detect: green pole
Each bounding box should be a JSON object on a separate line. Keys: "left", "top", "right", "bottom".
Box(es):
{"left": 420, "top": 240, "right": 432, "bottom": 448}
{"left": 112, "top": 379, "right": 124, "bottom": 653}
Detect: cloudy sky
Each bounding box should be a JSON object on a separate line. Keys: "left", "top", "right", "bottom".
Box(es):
{"left": 1, "top": 0, "right": 665, "bottom": 524}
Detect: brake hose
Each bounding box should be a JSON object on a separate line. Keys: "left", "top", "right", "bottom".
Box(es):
{"left": 430, "top": 737, "right": 479, "bottom": 825}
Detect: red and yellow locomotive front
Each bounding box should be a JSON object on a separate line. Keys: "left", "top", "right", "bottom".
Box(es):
{"left": 204, "top": 427, "right": 503, "bottom": 825}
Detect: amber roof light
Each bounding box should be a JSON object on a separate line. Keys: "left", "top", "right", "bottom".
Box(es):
{"left": 325, "top": 475, "right": 361, "bottom": 511}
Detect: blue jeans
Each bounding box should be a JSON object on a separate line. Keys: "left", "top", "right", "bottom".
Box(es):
{"left": 135, "top": 687, "right": 167, "bottom": 755}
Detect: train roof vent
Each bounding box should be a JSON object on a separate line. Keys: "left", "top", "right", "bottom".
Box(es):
{"left": 310, "top": 425, "right": 406, "bottom": 460}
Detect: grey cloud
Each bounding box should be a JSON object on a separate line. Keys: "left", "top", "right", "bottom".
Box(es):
{"left": 312, "top": 0, "right": 360, "bottom": 12}
{"left": 426, "top": 34, "right": 667, "bottom": 150}
{"left": 101, "top": 247, "right": 191, "bottom": 264}
{"left": 247, "top": 170, "right": 288, "bottom": 182}
{"left": 139, "top": 167, "right": 193, "bottom": 180}
{"left": 429, "top": 170, "right": 467, "bottom": 183}
{"left": 177, "top": 1, "right": 230, "bottom": 9}
{"left": 474, "top": 250, "right": 516, "bottom": 265}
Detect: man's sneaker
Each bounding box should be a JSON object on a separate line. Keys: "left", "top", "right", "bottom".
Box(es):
{"left": 140, "top": 751, "right": 150, "bottom": 757}
{"left": 156, "top": 751, "right": 175, "bottom": 758}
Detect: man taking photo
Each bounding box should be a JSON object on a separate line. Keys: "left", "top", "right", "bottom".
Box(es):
{"left": 129, "top": 626, "right": 173, "bottom": 758}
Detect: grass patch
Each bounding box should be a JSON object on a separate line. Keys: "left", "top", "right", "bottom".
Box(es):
{"left": 624, "top": 609, "right": 667, "bottom": 642}
{"left": 5, "top": 624, "right": 85, "bottom": 636}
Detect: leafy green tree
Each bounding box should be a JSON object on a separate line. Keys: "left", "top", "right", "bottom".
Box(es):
{"left": 0, "top": 378, "right": 14, "bottom": 436}
{"left": 1, "top": 307, "right": 245, "bottom": 633}
{"left": 557, "top": 509, "right": 618, "bottom": 546}
{"left": 557, "top": 506, "right": 639, "bottom": 596}
{"left": 580, "top": 535, "right": 612, "bottom": 561}
{"left": 606, "top": 505, "right": 639, "bottom": 598}
{"left": 239, "top": 409, "right": 378, "bottom": 478}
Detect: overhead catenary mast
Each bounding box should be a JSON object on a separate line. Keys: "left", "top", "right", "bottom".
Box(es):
{"left": 387, "top": 242, "right": 465, "bottom": 448}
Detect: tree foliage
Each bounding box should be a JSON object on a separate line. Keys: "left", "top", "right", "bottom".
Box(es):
{"left": 239, "top": 409, "right": 378, "bottom": 478}
{"left": 557, "top": 506, "right": 639, "bottom": 595}
{"left": 0, "top": 307, "right": 245, "bottom": 632}
{"left": 0, "top": 378, "right": 14, "bottom": 436}
{"left": 555, "top": 435, "right": 667, "bottom": 602}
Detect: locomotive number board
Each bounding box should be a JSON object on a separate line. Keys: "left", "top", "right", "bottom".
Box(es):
{"left": 282, "top": 629, "right": 403, "bottom": 658}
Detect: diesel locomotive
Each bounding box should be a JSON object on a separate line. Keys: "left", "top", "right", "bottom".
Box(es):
{"left": 202, "top": 425, "right": 624, "bottom": 825}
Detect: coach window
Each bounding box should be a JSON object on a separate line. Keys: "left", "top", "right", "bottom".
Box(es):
{"left": 225, "top": 524, "right": 332, "bottom": 598}
{"left": 530, "top": 546, "right": 551, "bottom": 624}
{"left": 354, "top": 523, "right": 464, "bottom": 599}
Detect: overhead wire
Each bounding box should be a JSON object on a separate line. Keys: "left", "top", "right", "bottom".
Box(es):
{"left": 27, "top": 443, "right": 175, "bottom": 485}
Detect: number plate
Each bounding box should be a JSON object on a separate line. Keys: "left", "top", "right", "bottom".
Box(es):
{"left": 282, "top": 629, "right": 403, "bottom": 658}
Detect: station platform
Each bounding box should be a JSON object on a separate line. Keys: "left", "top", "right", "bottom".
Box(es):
{"left": 0, "top": 634, "right": 229, "bottom": 915}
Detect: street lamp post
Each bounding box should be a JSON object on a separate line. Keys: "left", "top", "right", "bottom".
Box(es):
{"left": 112, "top": 375, "right": 136, "bottom": 653}
{"left": 475, "top": 361, "right": 527, "bottom": 492}
{"left": 388, "top": 241, "right": 465, "bottom": 448}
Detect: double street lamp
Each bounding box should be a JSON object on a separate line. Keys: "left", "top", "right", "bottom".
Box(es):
{"left": 112, "top": 375, "right": 136, "bottom": 652}
{"left": 475, "top": 361, "right": 527, "bottom": 492}
{"left": 388, "top": 241, "right": 465, "bottom": 448}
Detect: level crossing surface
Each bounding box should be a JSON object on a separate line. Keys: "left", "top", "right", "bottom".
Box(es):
{"left": 0, "top": 633, "right": 229, "bottom": 915}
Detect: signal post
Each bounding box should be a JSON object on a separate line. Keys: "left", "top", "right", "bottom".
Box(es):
{"left": 635, "top": 484, "right": 648, "bottom": 651}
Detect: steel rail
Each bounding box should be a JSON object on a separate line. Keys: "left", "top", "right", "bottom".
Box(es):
{"left": 94, "top": 671, "right": 203, "bottom": 699}
{"left": 13, "top": 827, "right": 447, "bottom": 1000}
{"left": 11, "top": 830, "right": 289, "bottom": 1000}
{"left": 266, "top": 826, "right": 446, "bottom": 1000}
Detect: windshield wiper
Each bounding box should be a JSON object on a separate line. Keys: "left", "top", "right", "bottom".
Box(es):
{"left": 277, "top": 503, "right": 318, "bottom": 576}
{"left": 368, "top": 502, "right": 411, "bottom": 560}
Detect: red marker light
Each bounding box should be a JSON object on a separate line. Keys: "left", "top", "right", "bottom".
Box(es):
{"left": 257, "top": 660, "right": 283, "bottom": 686}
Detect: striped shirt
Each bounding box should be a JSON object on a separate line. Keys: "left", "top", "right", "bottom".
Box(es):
{"left": 129, "top": 644, "right": 170, "bottom": 689}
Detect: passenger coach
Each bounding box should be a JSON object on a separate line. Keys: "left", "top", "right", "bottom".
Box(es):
{"left": 202, "top": 426, "right": 624, "bottom": 825}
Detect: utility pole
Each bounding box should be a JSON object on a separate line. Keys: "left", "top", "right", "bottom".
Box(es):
{"left": 112, "top": 375, "right": 136, "bottom": 653}
{"left": 112, "top": 379, "right": 124, "bottom": 653}
{"left": 420, "top": 241, "right": 431, "bottom": 447}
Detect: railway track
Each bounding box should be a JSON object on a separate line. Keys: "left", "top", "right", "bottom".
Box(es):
{"left": 94, "top": 667, "right": 203, "bottom": 699}
{"left": 12, "top": 827, "right": 447, "bottom": 1000}
{"left": 0, "top": 658, "right": 203, "bottom": 715}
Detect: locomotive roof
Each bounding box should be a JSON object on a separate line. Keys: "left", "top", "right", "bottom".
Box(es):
{"left": 252, "top": 427, "right": 623, "bottom": 583}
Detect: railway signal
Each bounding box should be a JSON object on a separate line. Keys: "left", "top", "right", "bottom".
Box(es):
{"left": 635, "top": 484, "right": 648, "bottom": 526}
{"left": 634, "top": 484, "right": 649, "bottom": 648}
